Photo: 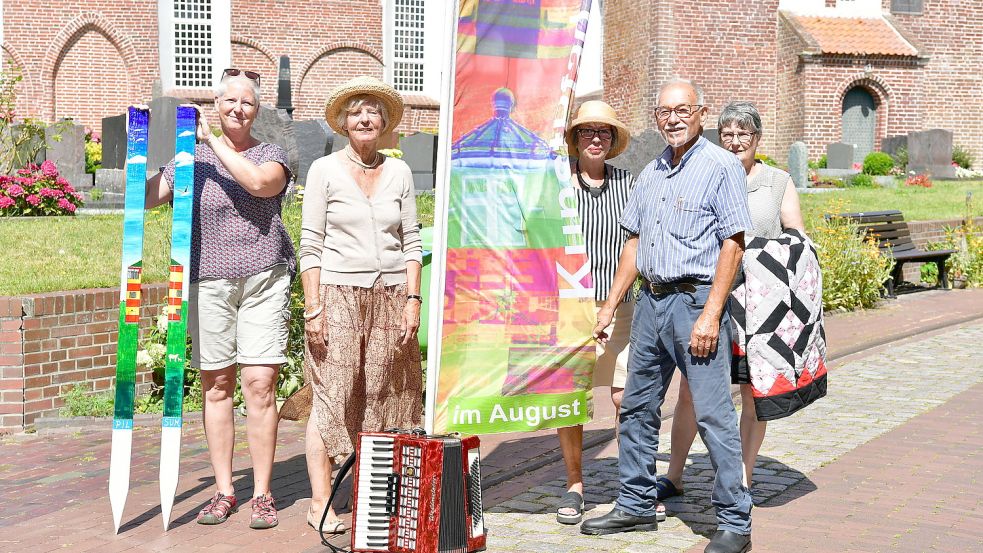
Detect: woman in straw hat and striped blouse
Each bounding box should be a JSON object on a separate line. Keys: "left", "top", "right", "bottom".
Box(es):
{"left": 299, "top": 76, "right": 423, "bottom": 534}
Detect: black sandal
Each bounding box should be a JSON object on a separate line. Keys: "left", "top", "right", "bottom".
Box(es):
{"left": 556, "top": 490, "right": 585, "bottom": 525}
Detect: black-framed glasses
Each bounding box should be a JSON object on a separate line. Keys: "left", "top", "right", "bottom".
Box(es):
{"left": 655, "top": 104, "right": 703, "bottom": 121}
{"left": 720, "top": 131, "right": 756, "bottom": 145}
{"left": 222, "top": 68, "right": 261, "bottom": 86}
{"left": 576, "top": 127, "right": 613, "bottom": 141}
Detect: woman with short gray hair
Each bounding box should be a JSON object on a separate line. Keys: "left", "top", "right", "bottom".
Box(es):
{"left": 656, "top": 100, "right": 805, "bottom": 512}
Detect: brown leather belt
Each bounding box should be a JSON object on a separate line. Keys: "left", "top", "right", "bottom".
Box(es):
{"left": 645, "top": 279, "right": 709, "bottom": 295}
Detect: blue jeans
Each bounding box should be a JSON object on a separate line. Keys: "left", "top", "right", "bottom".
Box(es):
{"left": 615, "top": 285, "right": 752, "bottom": 534}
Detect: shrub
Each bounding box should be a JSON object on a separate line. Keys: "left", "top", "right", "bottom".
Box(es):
{"left": 808, "top": 154, "right": 827, "bottom": 170}
{"left": 862, "top": 152, "right": 894, "bottom": 176}
{"left": 892, "top": 147, "right": 908, "bottom": 171}
{"left": 849, "top": 173, "right": 877, "bottom": 188}
{"left": 905, "top": 174, "right": 932, "bottom": 188}
{"left": 755, "top": 152, "right": 778, "bottom": 167}
{"left": 0, "top": 160, "right": 84, "bottom": 216}
{"left": 952, "top": 145, "right": 975, "bottom": 169}
{"left": 60, "top": 385, "right": 114, "bottom": 417}
{"left": 920, "top": 221, "right": 983, "bottom": 288}
{"left": 812, "top": 215, "right": 893, "bottom": 311}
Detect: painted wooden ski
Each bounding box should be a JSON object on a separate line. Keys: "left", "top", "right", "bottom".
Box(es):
{"left": 159, "top": 105, "right": 197, "bottom": 530}
{"left": 110, "top": 105, "right": 150, "bottom": 534}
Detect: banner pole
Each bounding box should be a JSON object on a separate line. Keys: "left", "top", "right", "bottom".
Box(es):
{"left": 423, "top": 0, "right": 459, "bottom": 434}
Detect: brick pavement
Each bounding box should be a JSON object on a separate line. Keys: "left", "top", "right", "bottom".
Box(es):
{"left": 0, "top": 289, "right": 981, "bottom": 552}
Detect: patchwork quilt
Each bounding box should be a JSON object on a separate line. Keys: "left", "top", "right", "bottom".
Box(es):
{"left": 731, "top": 229, "right": 827, "bottom": 421}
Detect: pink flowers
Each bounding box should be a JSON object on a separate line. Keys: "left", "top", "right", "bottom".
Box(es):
{"left": 40, "top": 160, "right": 59, "bottom": 177}
{"left": 0, "top": 161, "right": 84, "bottom": 216}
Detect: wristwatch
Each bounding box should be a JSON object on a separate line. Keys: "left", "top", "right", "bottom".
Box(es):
{"left": 407, "top": 294, "right": 424, "bottom": 303}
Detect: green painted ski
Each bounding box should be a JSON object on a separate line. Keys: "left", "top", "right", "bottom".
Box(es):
{"left": 110, "top": 105, "right": 149, "bottom": 533}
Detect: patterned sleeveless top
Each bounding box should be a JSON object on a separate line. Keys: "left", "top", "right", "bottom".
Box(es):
{"left": 746, "top": 162, "right": 789, "bottom": 240}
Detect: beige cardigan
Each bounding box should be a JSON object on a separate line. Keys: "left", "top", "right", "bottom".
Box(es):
{"left": 299, "top": 152, "right": 423, "bottom": 287}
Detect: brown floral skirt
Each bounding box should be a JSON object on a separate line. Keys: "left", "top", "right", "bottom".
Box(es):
{"left": 304, "top": 280, "right": 423, "bottom": 461}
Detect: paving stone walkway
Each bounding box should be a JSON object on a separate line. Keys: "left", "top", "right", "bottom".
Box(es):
{"left": 482, "top": 321, "right": 983, "bottom": 552}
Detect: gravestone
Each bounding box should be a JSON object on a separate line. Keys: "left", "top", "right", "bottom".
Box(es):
{"left": 252, "top": 105, "right": 299, "bottom": 180}
{"left": 11, "top": 123, "right": 46, "bottom": 166}
{"left": 907, "top": 129, "right": 955, "bottom": 178}
{"left": 607, "top": 128, "right": 667, "bottom": 177}
{"left": 293, "top": 119, "right": 333, "bottom": 185}
{"left": 331, "top": 134, "right": 349, "bottom": 153}
{"left": 881, "top": 135, "right": 908, "bottom": 158}
{"left": 788, "top": 141, "right": 809, "bottom": 188}
{"left": 702, "top": 128, "right": 720, "bottom": 147}
{"left": 92, "top": 168, "right": 126, "bottom": 208}
{"left": 276, "top": 56, "right": 294, "bottom": 116}
{"left": 826, "top": 142, "right": 855, "bottom": 170}
{"left": 147, "top": 96, "right": 184, "bottom": 172}
{"left": 45, "top": 120, "right": 87, "bottom": 189}
{"left": 400, "top": 132, "right": 438, "bottom": 193}
{"left": 100, "top": 114, "right": 127, "bottom": 170}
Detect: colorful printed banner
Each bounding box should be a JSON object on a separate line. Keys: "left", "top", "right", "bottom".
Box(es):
{"left": 428, "top": 0, "right": 596, "bottom": 434}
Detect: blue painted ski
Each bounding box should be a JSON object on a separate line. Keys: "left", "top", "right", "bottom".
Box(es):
{"left": 110, "top": 105, "right": 149, "bottom": 534}
{"left": 159, "top": 105, "right": 197, "bottom": 530}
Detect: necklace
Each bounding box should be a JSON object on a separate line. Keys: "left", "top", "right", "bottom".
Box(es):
{"left": 345, "top": 145, "right": 382, "bottom": 173}
{"left": 575, "top": 161, "right": 608, "bottom": 198}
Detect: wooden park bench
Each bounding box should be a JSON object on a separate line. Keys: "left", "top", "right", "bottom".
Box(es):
{"left": 835, "top": 210, "right": 957, "bottom": 296}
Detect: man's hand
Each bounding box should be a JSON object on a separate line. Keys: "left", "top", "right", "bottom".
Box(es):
{"left": 593, "top": 305, "right": 616, "bottom": 344}
{"left": 689, "top": 309, "right": 720, "bottom": 358}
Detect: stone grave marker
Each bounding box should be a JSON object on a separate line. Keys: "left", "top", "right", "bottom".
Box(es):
{"left": 703, "top": 128, "right": 719, "bottom": 147}
{"left": 400, "top": 132, "right": 438, "bottom": 193}
{"left": 100, "top": 113, "right": 127, "bottom": 170}
{"left": 147, "top": 96, "right": 184, "bottom": 172}
{"left": 11, "top": 123, "right": 46, "bottom": 166}
{"left": 908, "top": 129, "right": 955, "bottom": 178}
{"left": 293, "top": 119, "right": 333, "bottom": 185}
{"left": 252, "top": 105, "right": 299, "bottom": 180}
{"left": 826, "top": 142, "right": 855, "bottom": 170}
{"left": 881, "top": 135, "right": 907, "bottom": 159}
{"left": 45, "top": 120, "right": 87, "bottom": 188}
{"left": 607, "top": 128, "right": 667, "bottom": 177}
{"left": 788, "top": 141, "right": 809, "bottom": 188}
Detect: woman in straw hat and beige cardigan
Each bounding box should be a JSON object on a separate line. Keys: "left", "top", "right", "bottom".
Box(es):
{"left": 555, "top": 101, "right": 638, "bottom": 525}
{"left": 298, "top": 76, "right": 424, "bottom": 533}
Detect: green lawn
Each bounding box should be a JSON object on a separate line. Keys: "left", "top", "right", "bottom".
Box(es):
{"left": 799, "top": 180, "right": 983, "bottom": 226}
{"left": 0, "top": 195, "right": 436, "bottom": 296}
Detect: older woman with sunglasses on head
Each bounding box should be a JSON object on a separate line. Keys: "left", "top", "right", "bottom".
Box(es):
{"left": 299, "top": 76, "right": 423, "bottom": 535}
{"left": 655, "top": 100, "right": 805, "bottom": 515}
{"left": 146, "top": 68, "right": 295, "bottom": 530}
{"left": 553, "top": 101, "right": 636, "bottom": 525}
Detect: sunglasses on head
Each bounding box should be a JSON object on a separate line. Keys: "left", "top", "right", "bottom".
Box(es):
{"left": 222, "top": 68, "right": 261, "bottom": 86}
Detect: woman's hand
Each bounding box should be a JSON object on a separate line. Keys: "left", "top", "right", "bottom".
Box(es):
{"left": 193, "top": 105, "right": 215, "bottom": 144}
{"left": 305, "top": 308, "right": 327, "bottom": 360}
{"left": 401, "top": 299, "right": 421, "bottom": 346}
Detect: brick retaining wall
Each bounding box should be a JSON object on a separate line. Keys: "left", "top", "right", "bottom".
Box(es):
{"left": 0, "top": 284, "right": 168, "bottom": 432}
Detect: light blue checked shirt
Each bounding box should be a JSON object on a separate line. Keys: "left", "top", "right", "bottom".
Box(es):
{"left": 620, "top": 136, "right": 752, "bottom": 284}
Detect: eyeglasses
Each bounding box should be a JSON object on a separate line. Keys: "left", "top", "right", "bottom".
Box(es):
{"left": 576, "top": 128, "right": 613, "bottom": 140}
{"left": 222, "top": 68, "right": 261, "bottom": 86}
{"left": 655, "top": 104, "right": 703, "bottom": 121}
{"left": 720, "top": 131, "right": 756, "bottom": 145}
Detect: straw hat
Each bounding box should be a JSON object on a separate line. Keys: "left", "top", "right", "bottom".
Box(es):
{"left": 277, "top": 382, "right": 312, "bottom": 422}
{"left": 324, "top": 76, "right": 405, "bottom": 135}
{"left": 565, "top": 100, "right": 631, "bottom": 159}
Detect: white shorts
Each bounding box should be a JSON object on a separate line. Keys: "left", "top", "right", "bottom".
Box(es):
{"left": 593, "top": 300, "right": 633, "bottom": 389}
{"left": 189, "top": 264, "right": 292, "bottom": 370}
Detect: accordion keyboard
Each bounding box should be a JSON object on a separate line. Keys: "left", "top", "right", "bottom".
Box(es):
{"left": 354, "top": 435, "right": 395, "bottom": 552}
{"left": 395, "top": 443, "right": 423, "bottom": 550}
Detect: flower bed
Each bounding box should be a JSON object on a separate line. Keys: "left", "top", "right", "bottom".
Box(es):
{"left": 0, "top": 160, "right": 84, "bottom": 216}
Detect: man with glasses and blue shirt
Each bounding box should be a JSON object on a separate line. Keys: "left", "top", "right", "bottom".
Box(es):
{"left": 581, "top": 79, "right": 754, "bottom": 553}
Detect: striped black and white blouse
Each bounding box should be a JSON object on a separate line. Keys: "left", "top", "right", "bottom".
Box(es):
{"left": 573, "top": 163, "right": 635, "bottom": 302}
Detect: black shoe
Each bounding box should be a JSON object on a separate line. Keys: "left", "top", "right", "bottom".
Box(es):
{"left": 704, "top": 530, "right": 751, "bottom": 553}
{"left": 580, "top": 508, "right": 658, "bottom": 536}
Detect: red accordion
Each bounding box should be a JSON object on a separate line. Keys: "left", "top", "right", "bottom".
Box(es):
{"left": 351, "top": 430, "right": 486, "bottom": 553}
